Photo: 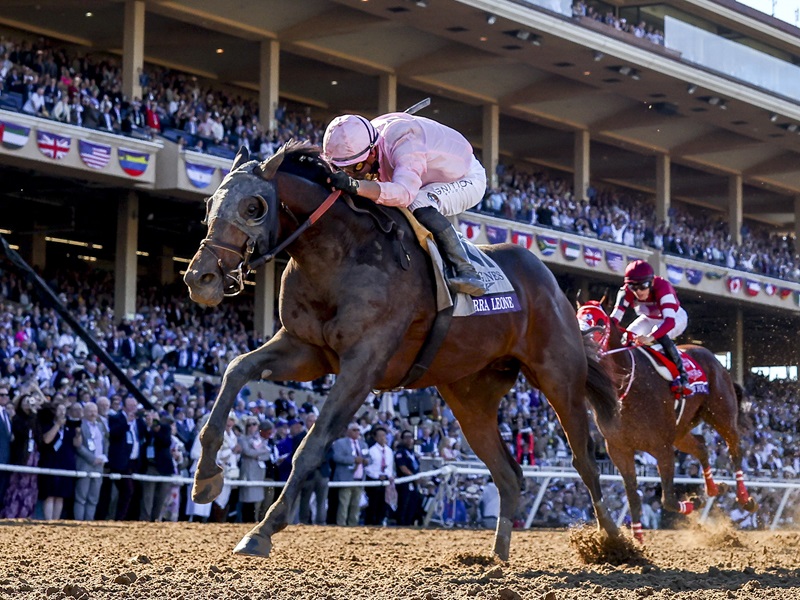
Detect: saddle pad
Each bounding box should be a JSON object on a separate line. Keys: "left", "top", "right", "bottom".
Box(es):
{"left": 399, "top": 208, "right": 518, "bottom": 317}
{"left": 638, "top": 346, "right": 710, "bottom": 395}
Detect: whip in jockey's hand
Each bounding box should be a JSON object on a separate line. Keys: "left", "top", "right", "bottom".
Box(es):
{"left": 322, "top": 112, "right": 487, "bottom": 297}
{"left": 610, "top": 260, "right": 692, "bottom": 396}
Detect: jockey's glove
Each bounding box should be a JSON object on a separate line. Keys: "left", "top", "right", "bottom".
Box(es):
{"left": 328, "top": 171, "right": 360, "bottom": 196}
{"left": 637, "top": 333, "right": 655, "bottom": 346}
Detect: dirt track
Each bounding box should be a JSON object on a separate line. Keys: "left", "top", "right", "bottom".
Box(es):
{"left": 0, "top": 520, "right": 798, "bottom": 599}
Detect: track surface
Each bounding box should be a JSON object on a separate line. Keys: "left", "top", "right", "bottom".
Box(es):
{"left": 0, "top": 520, "right": 798, "bottom": 599}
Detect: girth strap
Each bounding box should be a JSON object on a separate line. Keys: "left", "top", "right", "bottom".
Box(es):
{"left": 396, "top": 304, "right": 455, "bottom": 389}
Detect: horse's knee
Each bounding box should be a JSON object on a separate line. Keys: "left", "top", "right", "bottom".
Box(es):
{"left": 200, "top": 425, "right": 222, "bottom": 447}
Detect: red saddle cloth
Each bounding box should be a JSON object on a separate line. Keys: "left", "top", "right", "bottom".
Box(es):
{"left": 642, "top": 346, "right": 709, "bottom": 396}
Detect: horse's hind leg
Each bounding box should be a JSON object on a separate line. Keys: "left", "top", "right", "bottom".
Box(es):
{"left": 438, "top": 369, "right": 522, "bottom": 561}
{"left": 700, "top": 384, "right": 757, "bottom": 511}
{"left": 606, "top": 444, "right": 644, "bottom": 543}
{"left": 674, "top": 431, "right": 718, "bottom": 498}
{"left": 532, "top": 368, "right": 619, "bottom": 539}
{"left": 193, "top": 330, "right": 328, "bottom": 504}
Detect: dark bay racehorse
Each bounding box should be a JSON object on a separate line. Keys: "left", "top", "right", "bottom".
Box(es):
{"left": 576, "top": 300, "right": 757, "bottom": 543}
{"left": 183, "top": 142, "right": 620, "bottom": 559}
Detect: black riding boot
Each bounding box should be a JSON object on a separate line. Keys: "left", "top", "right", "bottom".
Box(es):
{"left": 658, "top": 335, "right": 689, "bottom": 394}
{"left": 413, "top": 207, "right": 487, "bottom": 296}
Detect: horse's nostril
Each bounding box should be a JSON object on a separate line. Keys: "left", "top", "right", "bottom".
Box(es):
{"left": 200, "top": 273, "right": 216, "bottom": 285}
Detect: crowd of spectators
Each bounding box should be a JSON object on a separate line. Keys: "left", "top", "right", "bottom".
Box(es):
{"left": 475, "top": 164, "right": 800, "bottom": 282}
{"left": 572, "top": 1, "right": 665, "bottom": 46}
{"left": 0, "top": 259, "right": 797, "bottom": 532}
{"left": 2, "top": 30, "right": 798, "bottom": 282}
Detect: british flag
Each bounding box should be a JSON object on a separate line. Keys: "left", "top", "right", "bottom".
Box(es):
{"left": 37, "top": 131, "right": 71, "bottom": 160}
{"left": 583, "top": 246, "right": 602, "bottom": 267}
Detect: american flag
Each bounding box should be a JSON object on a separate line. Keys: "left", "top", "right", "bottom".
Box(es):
{"left": 79, "top": 140, "right": 111, "bottom": 170}
{"left": 37, "top": 131, "right": 71, "bottom": 160}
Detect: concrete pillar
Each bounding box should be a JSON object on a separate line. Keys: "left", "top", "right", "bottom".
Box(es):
{"left": 655, "top": 154, "right": 671, "bottom": 226}
{"left": 19, "top": 229, "right": 47, "bottom": 270}
{"left": 728, "top": 174, "right": 743, "bottom": 245}
{"left": 482, "top": 103, "right": 499, "bottom": 189}
{"left": 573, "top": 129, "right": 590, "bottom": 202}
{"left": 259, "top": 39, "right": 280, "bottom": 132}
{"left": 121, "top": 0, "right": 145, "bottom": 102}
{"left": 731, "top": 307, "right": 744, "bottom": 385}
{"left": 378, "top": 73, "right": 397, "bottom": 114}
{"left": 794, "top": 195, "right": 800, "bottom": 250}
{"left": 114, "top": 191, "right": 139, "bottom": 323}
{"left": 254, "top": 261, "right": 276, "bottom": 340}
{"left": 159, "top": 245, "right": 175, "bottom": 285}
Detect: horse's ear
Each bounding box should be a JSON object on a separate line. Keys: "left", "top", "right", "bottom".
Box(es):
{"left": 600, "top": 294, "right": 607, "bottom": 306}
{"left": 256, "top": 145, "right": 287, "bottom": 180}
{"left": 231, "top": 146, "right": 250, "bottom": 171}
{"left": 575, "top": 289, "right": 582, "bottom": 310}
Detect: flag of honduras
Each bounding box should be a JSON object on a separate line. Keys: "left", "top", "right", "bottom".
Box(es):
{"left": 186, "top": 161, "right": 215, "bottom": 189}
{"left": 666, "top": 264, "right": 683, "bottom": 285}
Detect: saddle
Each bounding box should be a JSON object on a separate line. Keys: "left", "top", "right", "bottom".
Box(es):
{"left": 637, "top": 344, "right": 709, "bottom": 397}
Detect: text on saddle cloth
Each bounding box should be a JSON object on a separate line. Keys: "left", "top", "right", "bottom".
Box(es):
{"left": 637, "top": 345, "right": 709, "bottom": 395}
{"left": 398, "top": 208, "right": 519, "bottom": 318}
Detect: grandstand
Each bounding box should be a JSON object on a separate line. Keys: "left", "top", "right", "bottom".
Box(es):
{"left": 0, "top": 0, "right": 799, "bottom": 534}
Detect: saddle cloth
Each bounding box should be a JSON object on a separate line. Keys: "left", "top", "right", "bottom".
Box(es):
{"left": 400, "top": 208, "right": 518, "bottom": 317}
{"left": 638, "top": 345, "right": 709, "bottom": 396}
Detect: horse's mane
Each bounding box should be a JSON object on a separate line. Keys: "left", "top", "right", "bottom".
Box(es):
{"left": 260, "top": 139, "right": 335, "bottom": 189}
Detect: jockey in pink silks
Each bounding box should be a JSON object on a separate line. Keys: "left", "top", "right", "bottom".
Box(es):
{"left": 610, "top": 259, "right": 692, "bottom": 396}
{"left": 322, "top": 112, "right": 487, "bottom": 297}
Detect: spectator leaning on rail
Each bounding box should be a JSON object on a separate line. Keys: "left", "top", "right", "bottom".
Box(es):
{"left": 610, "top": 259, "right": 691, "bottom": 396}
{"left": 322, "top": 112, "right": 488, "bottom": 297}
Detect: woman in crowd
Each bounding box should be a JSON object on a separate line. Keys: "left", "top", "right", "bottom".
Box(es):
{"left": 238, "top": 415, "right": 273, "bottom": 522}
{"left": 37, "top": 401, "right": 81, "bottom": 520}
{"left": 1, "top": 387, "right": 43, "bottom": 518}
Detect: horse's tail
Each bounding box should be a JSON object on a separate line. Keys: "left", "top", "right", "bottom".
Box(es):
{"left": 582, "top": 335, "right": 618, "bottom": 424}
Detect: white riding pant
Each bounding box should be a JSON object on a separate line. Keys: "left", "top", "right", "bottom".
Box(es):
{"left": 628, "top": 307, "right": 688, "bottom": 339}
{"left": 408, "top": 156, "right": 486, "bottom": 216}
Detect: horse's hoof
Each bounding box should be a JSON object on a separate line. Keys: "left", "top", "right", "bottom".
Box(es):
{"left": 690, "top": 495, "right": 705, "bottom": 510}
{"left": 192, "top": 470, "right": 224, "bottom": 504}
{"left": 233, "top": 534, "right": 273, "bottom": 557}
{"left": 743, "top": 497, "right": 758, "bottom": 513}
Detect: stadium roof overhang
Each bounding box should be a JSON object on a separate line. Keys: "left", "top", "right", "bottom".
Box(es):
{"left": 0, "top": 0, "right": 799, "bottom": 228}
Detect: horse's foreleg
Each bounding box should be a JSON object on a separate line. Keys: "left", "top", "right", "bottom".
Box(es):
{"left": 193, "top": 330, "right": 328, "bottom": 504}
{"left": 654, "top": 448, "right": 696, "bottom": 515}
{"left": 606, "top": 444, "right": 644, "bottom": 543}
{"left": 234, "top": 366, "right": 376, "bottom": 558}
{"left": 439, "top": 374, "right": 521, "bottom": 561}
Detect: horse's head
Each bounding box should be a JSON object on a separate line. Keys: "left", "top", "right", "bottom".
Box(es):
{"left": 183, "top": 146, "right": 282, "bottom": 306}
{"left": 576, "top": 300, "right": 611, "bottom": 350}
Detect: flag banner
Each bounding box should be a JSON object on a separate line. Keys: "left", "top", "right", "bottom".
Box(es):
{"left": 185, "top": 161, "right": 215, "bottom": 188}
{"left": 779, "top": 287, "right": 792, "bottom": 299}
{"left": 511, "top": 231, "right": 533, "bottom": 249}
{"left": 705, "top": 271, "right": 723, "bottom": 280}
{"left": 37, "top": 130, "right": 71, "bottom": 160}
{"left": 744, "top": 280, "right": 760, "bottom": 297}
{"left": 605, "top": 250, "right": 624, "bottom": 272}
{"left": 561, "top": 240, "right": 580, "bottom": 261}
{"left": 666, "top": 264, "right": 683, "bottom": 285}
{"left": 727, "top": 277, "right": 742, "bottom": 294}
{"left": 685, "top": 268, "right": 703, "bottom": 285}
{"left": 536, "top": 235, "right": 558, "bottom": 256}
{"left": 0, "top": 120, "right": 31, "bottom": 149}
{"left": 78, "top": 139, "right": 111, "bottom": 170}
{"left": 118, "top": 148, "right": 150, "bottom": 177}
{"left": 763, "top": 283, "right": 776, "bottom": 297}
{"left": 485, "top": 225, "right": 507, "bottom": 245}
{"left": 458, "top": 219, "right": 481, "bottom": 242}
{"left": 583, "top": 246, "right": 602, "bottom": 268}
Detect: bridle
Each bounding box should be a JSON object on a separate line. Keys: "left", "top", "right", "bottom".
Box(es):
{"left": 577, "top": 303, "right": 635, "bottom": 401}
{"left": 198, "top": 170, "right": 342, "bottom": 297}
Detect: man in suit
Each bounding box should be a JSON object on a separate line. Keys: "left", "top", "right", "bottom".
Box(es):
{"left": 331, "top": 422, "right": 369, "bottom": 526}
{"left": 104, "top": 396, "right": 146, "bottom": 520}
{"left": 74, "top": 402, "right": 108, "bottom": 520}
{"left": 0, "top": 384, "right": 12, "bottom": 512}
{"left": 139, "top": 411, "right": 174, "bottom": 521}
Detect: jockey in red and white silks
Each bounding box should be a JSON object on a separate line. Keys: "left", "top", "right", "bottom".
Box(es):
{"left": 610, "top": 260, "right": 691, "bottom": 395}
{"left": 323, "top": 112, "right": 487, "bottom": 296}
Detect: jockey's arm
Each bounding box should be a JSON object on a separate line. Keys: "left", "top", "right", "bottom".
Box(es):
{"left": 609, "top": 287, "right": 628, "bottom": 326}
{"left": 353, "top": 179, "right": 381, "bottom": 202}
